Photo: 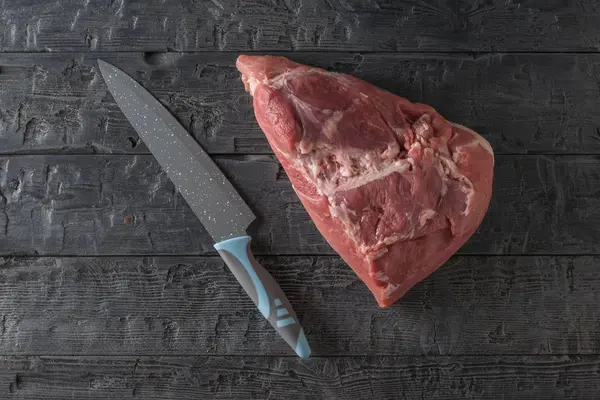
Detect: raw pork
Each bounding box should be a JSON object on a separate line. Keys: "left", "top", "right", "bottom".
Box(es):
{"left": 236, "top": 55, "right": 494, "bottom": 307}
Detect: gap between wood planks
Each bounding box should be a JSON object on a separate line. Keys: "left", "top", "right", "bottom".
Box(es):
{"left": 0, "top": 152, "right": 598, "bottom": 156}
{"left": 2, "top": 254, "right": 600, "bottom": 258}
{"left": 0, "top": 353, "right": 598, "bottom": 357}
{"left": 2, "top": 50, "right": 600, "bottom": 54}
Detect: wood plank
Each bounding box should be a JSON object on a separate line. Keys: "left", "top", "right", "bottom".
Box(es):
{"left": 2, "top": 1, "right": 600, "bottom": 52}
{"left": 1, "top": 355, "right": 599, "bottom": 399}
{"left": 1, "top": 52, "right": 600, "bottom": 155}
{"left": 0, "top": 255, "right": 599, "bottom": 356}
{"left": 1, "top": 154, "right": 599, "bottom": 256}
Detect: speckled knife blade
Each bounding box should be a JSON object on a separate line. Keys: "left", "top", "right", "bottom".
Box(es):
{"left": 98, "top": 59, "right": 255, "bottom": 243}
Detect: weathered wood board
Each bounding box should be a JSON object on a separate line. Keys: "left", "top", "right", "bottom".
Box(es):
{"left": 1, "top": 154, "right": 599, "bottom": 256}
{"left": 2, "top": 0, "right": 600, "bottom": 398}
{"left": 1, "top": 52, "right": 600, "bottom": 155}
{"left": 1, "top": 0, "right": 599, "bottom": 52}
{"left": 1, "top": 355, "right": 599, "bottom": 400}
{"left": 0, "top": 255, "right": 598, "bottom": 356}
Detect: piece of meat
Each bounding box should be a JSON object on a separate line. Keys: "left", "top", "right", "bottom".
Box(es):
{"left": 236, "top": 55, "right": 494, "bottom": 307}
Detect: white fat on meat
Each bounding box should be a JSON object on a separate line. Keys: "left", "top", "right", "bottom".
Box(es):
{"left": 419, "top": 209, "right": 437, "bottom": 226}
{"left": 413, "top": 114, "right": 433, "bottom": 140}
{"left": 322, "top": 111, "right": 344, "bottom": 141}
{"left": 450, "top": 122, "right": 495, "bottom": 164}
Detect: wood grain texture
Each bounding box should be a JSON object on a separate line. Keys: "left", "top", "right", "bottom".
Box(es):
{"left": 1, "top": 0, "right": 600, "bottom": 52}
{"left": 2, "top": 52, "right": 600, "bottom": 155}
{"left": 1, "top": 154, "right": 599, "bottom": 256}
{"left": 1, "top": 355, "right": 600, "bottom": 399}
{"left": 0, "top": 255, "right": 599, "bottom": 356}
{"left": 1, "top": 1, "right": 598, "bottom": 399}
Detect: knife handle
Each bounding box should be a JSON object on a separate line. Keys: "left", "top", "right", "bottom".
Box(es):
{"left": 214, "top": 236, "right": 311, "bottom": 359}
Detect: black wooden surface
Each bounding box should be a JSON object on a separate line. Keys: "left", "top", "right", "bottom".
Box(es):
{"left": 0, "top": 255, "right": 599, "bottom": 356}
{"left": 1, "top": 355, "right": 599, "bottom": 399}
{"left": 2, "top": 52, "right": 600, "bottom": 155}
{"left": 1, "top": 155, "right": 600, "bottom": 256}
{"left": 1, "top": 0, "right": 600, "bottom": 52}
{"left": 1, "top": 1, "right": 600, "bottom": 399}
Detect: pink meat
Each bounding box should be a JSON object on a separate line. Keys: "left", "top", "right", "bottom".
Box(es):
{"left": 236, "top": 55, "right": 494, "bottom": 307}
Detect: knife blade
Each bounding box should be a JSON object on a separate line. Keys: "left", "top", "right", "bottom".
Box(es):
{"left": 98, "top": 59, "right": 311, "bottom": 359}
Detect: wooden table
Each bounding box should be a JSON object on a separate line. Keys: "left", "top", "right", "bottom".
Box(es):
{"left": 1, "top": 1, "right": 600, "bottom": 399}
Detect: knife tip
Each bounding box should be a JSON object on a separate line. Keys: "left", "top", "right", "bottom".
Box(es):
{"left": 97, "top": 59, "right": 113, "bottom": 77}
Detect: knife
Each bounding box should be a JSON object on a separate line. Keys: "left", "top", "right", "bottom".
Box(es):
{"left": 98, "top": 59, "right": 311, "bottom": 359}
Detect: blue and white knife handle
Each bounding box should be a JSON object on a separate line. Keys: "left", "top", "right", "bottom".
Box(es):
{"left": 214, "top": 236, "right": 311, "bottom": 359}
